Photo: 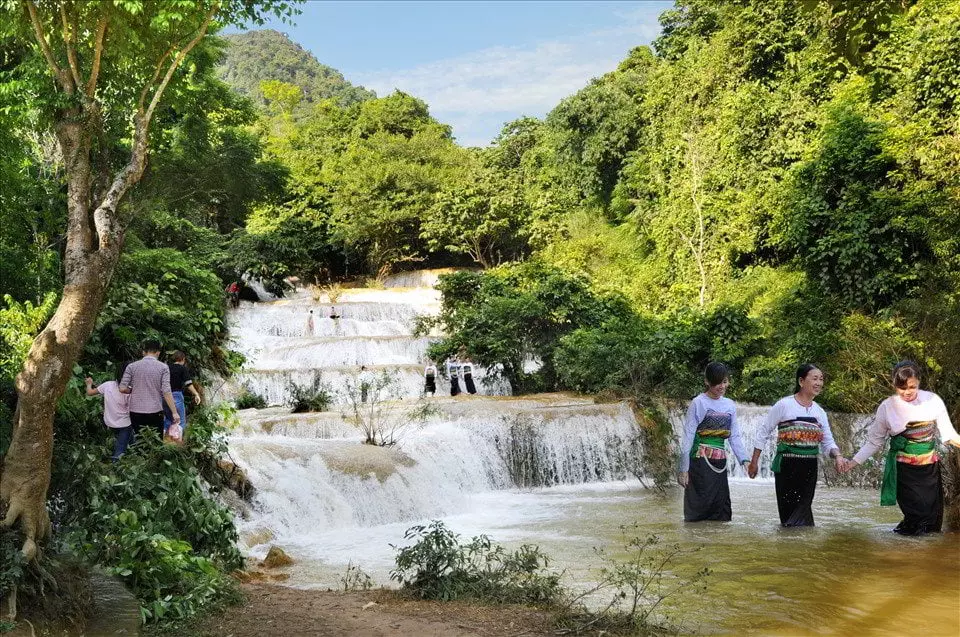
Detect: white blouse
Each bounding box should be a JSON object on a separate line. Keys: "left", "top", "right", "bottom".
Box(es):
{"left": 753, "top": 395, "right": 839, "bottom": 456}
{"left": 678, "top": 393, "right": 749, "bottom": 472}
{"left": 853, "top": 390, "right": 960, "bottom": 464}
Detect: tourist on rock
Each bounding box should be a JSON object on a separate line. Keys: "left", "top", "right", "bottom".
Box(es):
{"left": 120, "top": 339, "right": 180, "bottom": 440}
{"left": 424, "top": 363, "right": 437, "bottom": 396}
{"left": 447, "top": 359, "right": 461, "bottom": 396}
{"left": 226, "top": 281, "right": 241, "bottom": 308}
{"left": 748, "top": 364, "right": 843, "bottom": 526}
{"left": 85, "top": 364, "right": 132, "bottom": 461}
{"left": 841, "top": 361, "right": 960, "bottom": 535}
{"left": 677, "top": 362, "right": 750, "bottom": 522}
{"left": 163, "top": 350, "right": 202, "bottom": 440}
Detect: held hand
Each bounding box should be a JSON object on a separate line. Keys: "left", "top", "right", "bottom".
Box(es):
{"left": 747, "top": 461, "right": 758, "bottom": 479}
{"left": 194, "top": 394, "right": 202, "bottom": 406}
{"left": 834, "top": 456, "right": 848, "bottom": 473}
{"left": 677, "top": 472, "right": 689, "bottom": 488}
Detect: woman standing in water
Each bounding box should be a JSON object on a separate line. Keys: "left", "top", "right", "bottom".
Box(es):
{"left": 748, "top": 364, "right": 843, "bottom": 526}
{"left": 842, "top": 361, "right": 960, "bottom": 535}
{"left": 678, "top": 362, "right": 751, "bottom": 521}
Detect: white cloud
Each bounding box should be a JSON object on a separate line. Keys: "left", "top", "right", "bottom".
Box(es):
{"left": 355, "top": 12, "right": 663, "bottom": 147}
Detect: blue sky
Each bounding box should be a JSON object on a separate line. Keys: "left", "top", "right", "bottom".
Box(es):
{"left": 244, "top": 1, "right": 672, "bottom": 147}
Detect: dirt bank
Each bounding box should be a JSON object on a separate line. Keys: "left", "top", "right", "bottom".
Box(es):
{"left": 189, "top": 585, "right": 557, "bottom": 637}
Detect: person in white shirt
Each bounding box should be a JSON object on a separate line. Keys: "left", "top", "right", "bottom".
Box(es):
{"left": 86, "top": 366, "right": 132, "bottom": 461}
{"left": 748, "top": 364, "right": 843, "bottom": 527}
{"left": 841, "top": 361, "right": 960, "bottom": 535}
{"left": 423, "top": 363, "right": 437, "bottom": 396}
{"left": 678, "top": 362, "right": 750, "bottom": 522}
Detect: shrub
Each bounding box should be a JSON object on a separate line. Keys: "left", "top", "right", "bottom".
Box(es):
{"left": 51, "top": 409, "right": 243, "bottom": 628}
{"left": 391, "top": 521, "right": 563, "bottom": 605}
{"left": 558, "top": 526, "right": 710, "bottom": 635}
{"left": 289, "top": 375, "right": 334, "bottom": 413}
{"left": 235, "top": 387, "right": 268, "bottom": 410}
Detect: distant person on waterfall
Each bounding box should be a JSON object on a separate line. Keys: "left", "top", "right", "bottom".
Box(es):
{"left": 840, "top": 361, "right": 960, "bottom": 535}
{"left": 226, "top": 281, "right": 241, "bottom": 308}
{"left": 424, "top": 363, "right": 437, "bottom": 396}
{"left": 306, "top": 309, "right": 315, "bottom": 336}
{"left": 120, "top": 339, "right": 180, "bottom": 441}
{"left": 748, "top": 364, "right": 843, "bottom": 527}
{"left": 85, "top": 363, "right": 132, "bottom": 461}
{"left": 329, "top": 306, "right": 340, "bottom": 320}
{"left": 677, "top": 362, "right": 750, "bottom": 522}
{"left": 446, "top": 359, "right": 461, "bottom": 397}
{"left": 163, "top": 350, "right": 202, "bottom": 442}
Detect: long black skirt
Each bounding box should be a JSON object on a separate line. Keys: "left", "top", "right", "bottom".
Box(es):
{"left": 894, "top": 462, "right": 943, "bottom": 535}
{"left": 775, "top": 456, "right": 818, "bottom": 527}
{"left": 684, "top": 457, "right": 731, "bottom": 522}
{"left": 464, "top": 371, "right": 477, "bottom": 395}
{"left": 450, "top": 376, "right": 461, "bottom": 396}
{"left": 424, "top": 375, "right": 436, "bottom": 395}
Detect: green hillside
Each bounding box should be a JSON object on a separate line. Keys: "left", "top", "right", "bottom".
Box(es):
{"left": 217, "top": 29, "right": 375, "bottom": 109}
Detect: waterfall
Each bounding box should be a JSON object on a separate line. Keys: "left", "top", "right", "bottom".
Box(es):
{"left": 226, "top": 281, "right": 508, "bottom": 405}
{"left": 231, "top": 397, "right": 642, "bottom": 551}
{"left": 224, "top": 269, "right": 875, "bottom": 562}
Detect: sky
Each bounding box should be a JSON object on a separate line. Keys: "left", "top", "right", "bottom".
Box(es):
{"left": 244, "top": 1, "right": 673, "bottom": 147}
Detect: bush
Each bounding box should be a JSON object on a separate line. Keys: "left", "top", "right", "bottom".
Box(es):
{"left": 289, "top": 375, "right": 334, "bottom": 413}
{"left": 51, "top": 408, "right": 243, "bottom": 628}
{"left": 235, "top": 387, "right": 267, "bottom": 410}
{"left": 391, "top": 521, "right": 563, "bottom": 605}
{"left": 557, "top": 525, "right": 710, "bottom": 635}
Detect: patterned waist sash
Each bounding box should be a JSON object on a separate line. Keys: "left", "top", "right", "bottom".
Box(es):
{"left": 772, "top": 417, "right": 823, "bottom": 473}
{"left": 691, "top": 411, "right": 732, "bottom": 461}
{"left": 880, "top": 420, "right": 938, "bottom": 506}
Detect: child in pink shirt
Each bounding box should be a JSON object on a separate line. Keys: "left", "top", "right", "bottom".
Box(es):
{"left": 86, "top": 373, "right": 132, "bottom": 461}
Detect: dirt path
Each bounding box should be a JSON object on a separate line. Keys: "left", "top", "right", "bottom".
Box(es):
{"left": 192, "top": 585, "right": 557, "bottom": 637}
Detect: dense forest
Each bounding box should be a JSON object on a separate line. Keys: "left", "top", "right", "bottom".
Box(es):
{"left": 1, "top": 0, "right": 959, "bottom": 629}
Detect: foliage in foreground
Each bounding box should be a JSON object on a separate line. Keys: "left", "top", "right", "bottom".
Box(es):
{"left": 390, "top": 521, "right": 711, "bottom": 635}
{"left": 48, "top": 403, "right": 243, "bottom": 626}
{"left": 391, "top": 521, "right": 563, "bottom": 605}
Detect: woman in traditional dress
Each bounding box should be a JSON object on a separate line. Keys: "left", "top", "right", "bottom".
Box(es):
{"left": 424, "top": 363, "right": 437, "bottom": 396}
{"left": 843, "top": 361, "right": 960, "bottom": 535}
{"left": 678, "top": 362, "right": 750, "bottom": 522}
{"left": 748, "top": 364, "right": 843, "bottom": 526}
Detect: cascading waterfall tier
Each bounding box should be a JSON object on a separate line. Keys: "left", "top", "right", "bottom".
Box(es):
{"left": 225, "top": 282, "right": 508, "bottom": 405}
{"left": 230, "top": 395, "right": 643, "bottom": 552}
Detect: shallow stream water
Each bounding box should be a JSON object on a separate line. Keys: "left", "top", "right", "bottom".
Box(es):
{"left": 248, "top": 479, "right": 960, "bottom": 636}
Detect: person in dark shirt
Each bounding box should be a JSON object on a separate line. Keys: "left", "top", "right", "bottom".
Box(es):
{"left": 164, "top": 350, "right": 202, "bottom": 435}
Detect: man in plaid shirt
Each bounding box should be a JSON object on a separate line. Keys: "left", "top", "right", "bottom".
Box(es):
{"left": 120, "top": 339, "right": 180, "bottom": 440}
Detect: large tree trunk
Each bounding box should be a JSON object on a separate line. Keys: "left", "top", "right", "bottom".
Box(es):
{"left": 0, "top": 115, "right": 141, "bottom": 560}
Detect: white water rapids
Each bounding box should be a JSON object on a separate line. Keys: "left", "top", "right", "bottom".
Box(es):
{"left": 223, "top": 271, "right": 959, "bottom": 635}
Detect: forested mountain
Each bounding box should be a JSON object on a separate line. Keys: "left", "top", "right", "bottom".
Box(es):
{"left": 217, "top": 29, "right": 375, "bottom": 110}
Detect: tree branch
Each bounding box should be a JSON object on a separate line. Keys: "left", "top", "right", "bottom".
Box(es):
{"left": 59, "top": 2, "right": 83, "bottom": 91}
{"left": 143, "top": 3, "right": 220, "bottom": 125}
{"left": 24, "top": 1, "right": 69, "bottom": 91}
{"left": 137, "top": 44, "right": 175, "bottom": 113}
{"left": 85, "top": 13, "right": 108, "bottom": 98}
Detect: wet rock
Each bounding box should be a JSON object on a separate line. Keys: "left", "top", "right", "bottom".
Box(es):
{"left": 219, "top": 460, "right": 256, "bottom": 500}
{"left": 261, "top": 546, "right": 294, "bottom": 568}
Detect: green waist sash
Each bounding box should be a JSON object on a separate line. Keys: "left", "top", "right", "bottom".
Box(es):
{"left": 880, "top": 436, "right": 936, "bottom": 506}
{"left": 690, "top": 432, "right": 726, "bottom": 458}
{"left": 771, "top": 443, "right": 818, "bottom": 473}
